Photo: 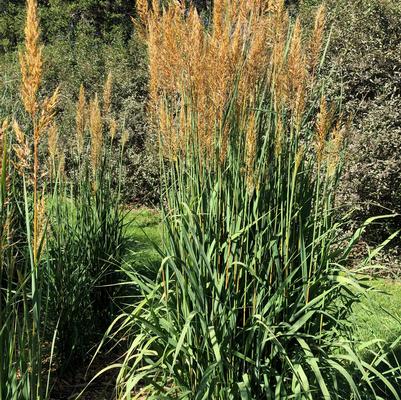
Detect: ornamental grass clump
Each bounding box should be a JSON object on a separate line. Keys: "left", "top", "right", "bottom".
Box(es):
{"left": 1, "top": 0, "right": 129, "bottom": 388}
{"left": 110, "top": 1, "right": 401, "bottom": 398}
{"left": 0, "top": 0, "right": 58, "bottom": 397}
{"left": 45, "top": 73, "right": 129, "bottom": 369}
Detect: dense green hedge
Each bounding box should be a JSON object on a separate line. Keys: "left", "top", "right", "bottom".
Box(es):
{"left": 0, "top": 0, "right": 136, "bottom": 53}
{"left": 319, "top": 0, "right": 401, "bottom": 253}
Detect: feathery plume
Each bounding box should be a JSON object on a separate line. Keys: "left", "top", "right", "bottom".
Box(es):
{"left": 20, "top": 0, "right": 42, "bottom": 117}
{"left": 103, "top": 72, "right": 113, "bottom": 116}
{"left": 47, "top": 122, "right": 58, "bottom": 160}
{"left": 76, "top": 84, "right": 86, "bottom": 155}
{"left": 213, "top": 0, "right": 225, "bottom": 39}
{"left": 35, "top": 191, "right": 47, "bottom": 257}
{"left": 287, "top": 18, "right": 307, "bottom": 125}
{"left": 0, "top": 119, "right": 8, "bottom": 155}
{"left": 109, "top": 118, "right": 117, "bottom": 142}
{"left": 136, "top": 0, "right": 149, "bottom": 24}
{"left": 309, "top": 4, "right": 325, "bottom": 74}
{"left": 245, "top": 113, "right": 257, "bottom": 192}
{"left": 89, "top": 94, "right": 103, "bottom": 173}
{"left": 13, "top": 120, "right": 30, "bottom": 175}
{"left": 38, "top": 87, "right": 60, "bottom": 135}
{"left": 143, "top": 0, "right": 324, "bottom": 162}
{"left": 121, "top": 130, "right": 129, "bottom": 149}
{"left": 295, "top": 145, "right": 304, "bottom": 171}
{"left": 327, "top": 122, "right": 344, "bottom": 177}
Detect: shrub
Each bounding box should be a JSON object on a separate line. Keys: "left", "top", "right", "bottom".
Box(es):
{"left": 301, "top": 0, "right": 401, "bottom": 252}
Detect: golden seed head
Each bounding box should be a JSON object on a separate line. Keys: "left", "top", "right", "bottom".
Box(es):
{"left": 144, "top": 0, "right": 323, "bottom": 163}
{"left": 1, "top": 119, "right": 9, "bottom": 133}
{"left": 287, "top": 18, "right": 307, "bottom": 123}
{"left": 20, "top": 0, "right": 43, "bottom": 117}
{"left": 89, "top": 94, "right": 103, "bottom": 173}
{"left": 47, "top": 122, "right": 58, "bottom": 159}
{"left": 103, "top": 72, "right": 113, "bottom": 116}
{"left": 37, "top": 87, "right": 59, "bottom": 138}
{"left": 309, "top": 4, "right": 325, "bottom": 74}
{"left": 327, "top": 122, "right": 344, "bottom": 177}
{"left": 121, "top": 130, "right": 129, "bottom": 149}
{"left": 76, "top": 84, "right": 86, "bottom": 155}
{"left": 136, "top": 0, "right": 149, "bottom": 25}
{"left": 109, "top": 118, "right": 117, "bottom": 141}
{"left": 295, "top": 145, "right": 304, "bottom": 171}
{"left": 12, "top": 120, "right": 31, "bottom": 175}
{"left": 245, "top": 113, "right": 257, "bottom": 192}
{"left": 0, "top": 119, "right": 8, "bottom": 151}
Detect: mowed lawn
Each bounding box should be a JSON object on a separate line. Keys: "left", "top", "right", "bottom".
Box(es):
{"left": 126, "top": 209, "right": 401, "bottom": 350}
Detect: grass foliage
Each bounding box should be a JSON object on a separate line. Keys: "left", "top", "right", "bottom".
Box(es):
{"left": 1, "top": 0, "right": 401, "bottom": 399}
{"left": 0, "top": 0, "right": 128, "bottom": 396}
{"left": 106, "top": 1, "right": 401, "bottom": 399}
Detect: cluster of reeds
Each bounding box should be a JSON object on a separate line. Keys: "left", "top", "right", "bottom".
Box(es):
{"left": 0, "top": 0, "right": 57, "bottom": 396}
{"left": 46, "top": 73, "right": 129, "bottom": 368}
{"left": 110, "top": 1, "right": 401, "bottom": 398}
{"left": 0, "top": 0, "right": 129, "bottom": 394}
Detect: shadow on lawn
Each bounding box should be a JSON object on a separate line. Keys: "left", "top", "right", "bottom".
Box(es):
{"left": 358, "top": 332, "right": 401, "bottom": 399}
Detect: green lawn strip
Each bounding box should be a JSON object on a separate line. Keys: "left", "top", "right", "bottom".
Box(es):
{"left": 124, "top": 207, "right": 162, "bottom": 267}
{"left": 353, "top": 278, "right": 401, "bottom": 345}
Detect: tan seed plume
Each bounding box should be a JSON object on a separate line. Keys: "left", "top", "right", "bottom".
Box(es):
{"left": 38, "top": 86, "right": 60, "bottom": 135}
{"left": 12, "top": 120, "right": 30, "bottom": 176}
{"left": 138, "top": 0, "right": 327, "bottom": 164}
{"left": 136, "top": 0, "right": 149, "bottom": 24}
{"left": 103, "top": 72, "right": 113, "bottom": 116}
{"left": 121, "top": 130, "right": 129, "bottom": 149}
{"left": 245, "top": 113, "right": 257, "bottom": 192}
{"left": 36, "top": 191, "right": 47, "bottom": 256}
{"left": 0, "top": 119, "right": 8, "bottom": 154}
{"left": 47, "top": 122, "right": 58, "bottom": 160}
{"left": 309, "top": 5, "right": 326, "bottom": 75}
{"left": 76, "top": 84, "right": 86, "bottom": 155}
{"left": 109, "top": 118, "right": 117, "bottom": 142}
{"left": 20, "top": 0, "right": 43, "bottom": 117}
{"left": 327, "top": 122, "right": 344, "bottom": 177}
{"left": 90, "top": 94, "right": 103, "bottom": 173}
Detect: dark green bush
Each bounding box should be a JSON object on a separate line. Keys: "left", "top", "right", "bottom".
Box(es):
{"left": 300, "top": 0, "right": 401, "bottom": 259}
